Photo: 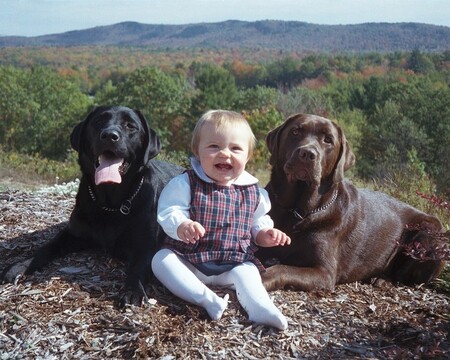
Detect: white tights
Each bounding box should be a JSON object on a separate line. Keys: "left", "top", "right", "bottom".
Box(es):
{"left": 151, "top": 248, "right": 288, "bottom": 330}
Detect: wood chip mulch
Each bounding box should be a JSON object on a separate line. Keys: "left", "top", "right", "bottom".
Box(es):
{"left": 0, "top": 190, "right": 449, "bottom": 359}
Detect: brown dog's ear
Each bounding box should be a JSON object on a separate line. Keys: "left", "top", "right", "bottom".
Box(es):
{"left": 266, "top": 114, "right": 299, "bottom": 166}
{"left": 134, "top": 109, "right": 161, "bottom": 165}
{"left": 333, "top": 123, "right": 356, "bottom": 183}
{"left": 266, "top": 125, "right": 281, "bottom": 166}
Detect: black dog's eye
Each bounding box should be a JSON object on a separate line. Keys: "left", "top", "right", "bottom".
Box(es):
{"left": 125, "top": 122, "right": 138, "bottom": 130}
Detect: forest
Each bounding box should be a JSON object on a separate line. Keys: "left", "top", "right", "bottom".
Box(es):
{"left": 1, "top": 45, "right": 450, "bottom": 359}
{"left": 0, "top": 47, "right": 449, "bottom": 207}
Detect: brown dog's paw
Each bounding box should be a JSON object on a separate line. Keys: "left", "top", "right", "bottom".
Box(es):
{"left": 261, "top": 266, "right": 282, "bottom": 291}
{"left": 1, "top": 259, "right": 33, "bottom": 284}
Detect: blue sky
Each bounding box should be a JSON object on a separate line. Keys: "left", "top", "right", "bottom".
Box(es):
{"left": 2, "top": 0, "right": 449, "bottom": 37}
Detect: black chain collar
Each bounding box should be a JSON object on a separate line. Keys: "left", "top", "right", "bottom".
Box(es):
{"left": 87, "top": 176, "right": 144, "bottom": 215}
{"left": 290, "top": 189, "right": 339, "bottom": 221}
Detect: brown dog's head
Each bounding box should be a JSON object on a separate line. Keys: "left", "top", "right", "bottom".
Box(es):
{"left": 266, "top": 114, "right": 355, "bottom": 186}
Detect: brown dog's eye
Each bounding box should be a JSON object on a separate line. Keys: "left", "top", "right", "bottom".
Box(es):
{"left": 324, "top": 135, "right": 333, "bottom": 144}
{"left": 290, "top": 128, "right": 301, "bottom": 136}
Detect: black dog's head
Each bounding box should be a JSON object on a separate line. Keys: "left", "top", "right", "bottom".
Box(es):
{"left": 71, "top": 106, "right": 160, "bottom": 185}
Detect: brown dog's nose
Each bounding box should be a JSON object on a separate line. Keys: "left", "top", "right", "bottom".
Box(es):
{"left": 297, "top": 147, "right": 317, "bottom": 161}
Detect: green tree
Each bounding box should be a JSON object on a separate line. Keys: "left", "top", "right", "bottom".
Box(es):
{"left": 0, "top": 66, "right": 38, "bottom": 151}
{"left": 322, "top": 75, "right": 363, "bottom": 114}
{"left": 0, "top": 66, "right": 92, "bottom": 159}
{"left": 265, "top": 57, "right": 301, "bottom": 90}
{"left": 96, "top": 67, "right": 192, "bottom": 149}
{"left": 246, "top": 108, "right": 283, "bottom": 170}
{"left": 299, "top": 54, "right": 330, "bottom": 80}
{"left": 407, "top": 49, "right": 435, "bottom": 74}
{"left": 25, "top": 67, "right": 92, "bottom": 159}
{"left": 191, "top": 64, "right": 238, "bottom": 117}
{"left": 394, "top": 78, "right": 450, "bottom": 194}
{"left": 350, "top": 76, "right": 388, "bottom": 117}
{"left": 277, "top": 86, "right": 331, "bottom": 118}
{"left": 234, "top": 86, "right": 278, "bottom": 112}
{"left": 334, "top": 109, "right": 365, "bottom": 167}
{"left": 224, "top": 60, "right": 267, "bottom": 88}
{"left": 358, "top": 100, "right": 431, "bottom": 179}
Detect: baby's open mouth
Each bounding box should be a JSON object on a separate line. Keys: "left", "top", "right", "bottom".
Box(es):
{"left": 215, "top": 163, "right": 232, "bottom": 170}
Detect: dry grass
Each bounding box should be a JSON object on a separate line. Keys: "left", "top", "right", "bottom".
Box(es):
{"left": 1, "top": 190, "right": 449, "bottom": 359}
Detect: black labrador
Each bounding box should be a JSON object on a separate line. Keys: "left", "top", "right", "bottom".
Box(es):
{"left": 2, "top": 106, "right": 183, "bottom": 306}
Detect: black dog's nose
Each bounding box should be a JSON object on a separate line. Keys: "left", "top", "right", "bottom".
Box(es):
{"left": 101, "top": 129, "right": 120, "bottom": 142}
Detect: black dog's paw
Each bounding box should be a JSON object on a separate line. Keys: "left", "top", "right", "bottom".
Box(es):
{"left": 118, "top": 281, "right": 149, "bottom": 308}
{"left": 118, "top": 289, "right": 144, "bottom": 308}
{"left": 1, "top": 259, "right": 33, "bottom": 284}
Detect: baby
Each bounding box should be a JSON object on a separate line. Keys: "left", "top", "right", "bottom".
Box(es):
{"left": 152, "top": 110, "right": 290, "bottom": 330}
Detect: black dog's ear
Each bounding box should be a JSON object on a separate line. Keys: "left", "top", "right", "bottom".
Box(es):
{"left": 70, "top": 121, "right": 84, "bottom": 153}
{"left": 332, "top": 123, "right": 355, "bottom": 183}
{"left": 70, "top": 106, "right": 106, "bottom": 152}
{"left": 134, "top": 109, "right": 161, "bottom": 164}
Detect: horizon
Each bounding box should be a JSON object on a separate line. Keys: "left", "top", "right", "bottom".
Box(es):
{"left": 2, "top": 0, "right": 449, "bottom": 37}
{"left": 2, "top": 18, "right": 449, "bottom": 39}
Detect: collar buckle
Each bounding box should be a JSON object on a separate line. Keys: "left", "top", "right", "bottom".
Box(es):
{"left": 291, "top": 209, "right": 305, "bottom": 220}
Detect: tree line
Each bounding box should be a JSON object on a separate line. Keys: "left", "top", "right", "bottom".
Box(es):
{"left": 0, "top": 50, "right": 449, "bottom": 195}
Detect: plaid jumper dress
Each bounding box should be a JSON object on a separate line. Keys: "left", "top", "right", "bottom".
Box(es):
{"left": 164, "top": 169, "right": 264, "bottom": 272}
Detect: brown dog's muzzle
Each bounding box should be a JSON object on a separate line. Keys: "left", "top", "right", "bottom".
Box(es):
{"left": 284, "top": 144, "right": 322, "bottom": 184}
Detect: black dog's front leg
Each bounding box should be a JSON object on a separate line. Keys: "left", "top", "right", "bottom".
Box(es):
{"left": 2, "top": 227, "right": 89, "bottom": 284}
{"left": 118, "top": 251, "right": 153, "bottom": 308}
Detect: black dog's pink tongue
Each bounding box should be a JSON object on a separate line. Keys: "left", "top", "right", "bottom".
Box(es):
{"left": 95, "top": 155, "right": 124, "bottom": 185}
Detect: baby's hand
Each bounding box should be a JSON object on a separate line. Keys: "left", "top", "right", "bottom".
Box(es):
{"left": 256, "top": 228, "right": 291, "bottom": 248}
{"left": 177, "top": 220, "right": 205, "bottom": 244}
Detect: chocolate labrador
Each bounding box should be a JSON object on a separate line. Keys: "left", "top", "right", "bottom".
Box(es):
{"left": 2, "top": 106, "right": 183, "bottom": 306}
{"left": 257, "top": 114, "right": 446, "bottom": 291}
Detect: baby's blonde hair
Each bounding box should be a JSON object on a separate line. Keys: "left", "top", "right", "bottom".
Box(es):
{"left": 191, "top": 110, "right": 256, "bottom": 158}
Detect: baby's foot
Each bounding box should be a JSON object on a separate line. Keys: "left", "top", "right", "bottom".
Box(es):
{"left": 249, "top": 306, "right": 288, "bottom": 330}
{"left": 206, "top": 293, "right": 229, "bottom": 320}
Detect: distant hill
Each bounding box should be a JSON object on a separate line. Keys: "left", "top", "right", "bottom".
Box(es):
{"left": 1, "top": 20, "right": 449, "bottom": 52}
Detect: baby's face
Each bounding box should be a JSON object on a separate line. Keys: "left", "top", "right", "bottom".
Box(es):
{"left": 197, "top": 122, "right": 250, "bottom": 186}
